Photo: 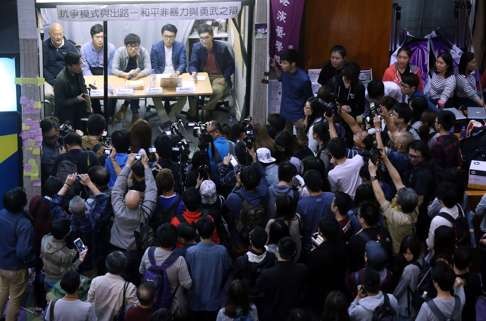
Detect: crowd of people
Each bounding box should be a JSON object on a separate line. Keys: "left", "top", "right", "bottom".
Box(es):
{"left": 1, "top": 23, "right": 486, "bottom": 321}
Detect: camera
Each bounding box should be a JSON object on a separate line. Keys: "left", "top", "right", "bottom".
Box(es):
{"left": 100, "top": 130, "right": 111, "bottom": 147}
{"left": 135, "top": 154, "right": 142, "bottom": 161}
{"left": 189, "top": 121, "right": 207, "bottom": 138}
{"left": 171, "top": 139, "right": 190, "bottom": 164}
{"left": 240, "top": 117, "right": 255, "bottom": 148}
{"left": 148, "top": 146, "right": 157, "bottom": 163}
{"left": 59, "top": 122, "right": 75, "bottom": 145}
{"left": 197, "top": 164, "right": 210, "bottom": 180}
{"left": 104, "top": 148, "right": 111, "bottom": 156}
{"left": 311, "top": 232, "right": 325, "bottom": 250}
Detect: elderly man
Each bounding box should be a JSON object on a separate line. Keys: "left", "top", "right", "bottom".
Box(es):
{"left": 42, "top": 22, "right": 78, "bottom": 100}
{"left": 112, "top": 33, "right": 152, "bottom": 123}
{"left": 111, "top": 152, "right": 157, "bottom": 251}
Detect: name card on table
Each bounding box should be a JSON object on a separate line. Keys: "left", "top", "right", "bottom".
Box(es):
{"left": 90, "top": 89, "right": 103, "bottom": 97}
{"left": 176, "top": 80, "right": 195, "bottom": 93}
{"left": 114, "top": 88, "right": 134, "bottom": 96}
{"left": 196, "top": 75, "right": 207, "bottom": 81}
{"left": 145, "top": 87, "right": 163, "bottom": 95}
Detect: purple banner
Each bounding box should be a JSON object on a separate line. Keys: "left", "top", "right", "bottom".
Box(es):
{"left": 270, "top": 0, "right": 305, "bottom": 59}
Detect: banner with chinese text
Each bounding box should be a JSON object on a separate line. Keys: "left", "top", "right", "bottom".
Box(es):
{"left": 270, "top": 0, "right": 305, "bottom": 59}
{"left": 57, "top": 2, "right": 241, "bottom": 21}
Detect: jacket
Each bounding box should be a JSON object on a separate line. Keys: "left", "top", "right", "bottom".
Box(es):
{"left": 189, "top": 40, "right": 235, "bottom": 87}
{"left": 150, "top": 41, "right": 186, "bottom": 74}
{"left": 54, "top": 68, "right": 87, "bottom": 120}
{"left": 43, "top": 37, "right": 79, "bottom": 85}
{"left": 112, "top": 46, "right": 152, "bottom": 78}
{"left": 110, "top": 165, "right": 157, "bottom": 250}
{"left": 255, "top": 261, "right": 308, "bottom": 321}
{"left": 382, "top": 63, "right": 424, "bottom": 93}
{"left": 0, "top": 209, "right": 35, "bottom": 270}
{"left": 348, "top": 292, "right": 399, "bottom": 321}
{"left": 40, "top": 234, "right": 80, "bottom": 280}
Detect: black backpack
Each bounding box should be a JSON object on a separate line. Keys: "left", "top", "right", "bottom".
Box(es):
{"left": 234, "top": 191, "right": 267, "bottom": 242}
{"left": 426, "top": 295, "right": 461, "bottom": 321}
{"left": 437, "top": 205, "right": 470, "bottom": 247}
{"left": 371, "top": 293, "right": 396, "bottom": 321}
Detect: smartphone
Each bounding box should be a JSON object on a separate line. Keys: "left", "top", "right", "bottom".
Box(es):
{"left": 135, "top": 154, "right": 142, "bottom": 160}
{"left": 229, "top": 155, "right": 238, "bottom": 167}
{"left": 73, "top": 238, "right": 87, "bottom": 252}
{"left": 104, "top": 148, "right": 111, "bottom": 156}
{"left": 148, "top": 146, "right": 157, "bottom": 162}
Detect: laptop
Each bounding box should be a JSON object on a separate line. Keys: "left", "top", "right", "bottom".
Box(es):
{"left": 467, "top": 107, "right": 486, "bottom": 120}
{"left": 444, "top": 108, "right": 467, "bottom": 120}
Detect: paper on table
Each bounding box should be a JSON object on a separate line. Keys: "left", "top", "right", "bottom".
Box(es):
{"left": 90, "top": 89, "right": 103, "bottom": 97}
{"left": 146, "top": 87, "right": 163, "bottom": 94}
{"left": 114, "top": 88, "right": 134, "bottom": 96}
{"left": 197, "top": 75, "right": 206, "bottom": 81}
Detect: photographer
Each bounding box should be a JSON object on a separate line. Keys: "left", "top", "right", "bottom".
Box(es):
{"left": 206, "top": 120, "right": 235, "bottom": 177}
{"left": 331, "top": 62, "right": 365, "bottom": 117}
{"left": 41, "top": 117, "right": 62, "bottom": 187}
{"left": 153, "top": 134, "right": 183, "bottom": 193}
{"left": 81, "top": 113, "right": 107, "bottom": 152}
{"left": 368, "top": 151, "right": 419, "bottom": 254}
{"left": 104, "top": 129, "right": 130, "bottom": 188}
{"left": 348, "top": 267, "right": 398, "bottom": 321}
{"left": 52, "top": 132, "right": 99, "bottom": 178}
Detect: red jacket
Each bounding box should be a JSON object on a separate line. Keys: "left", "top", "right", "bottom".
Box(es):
{"left": 383, "top": 63, "right": 424, "bottom": 93}
{"left": 170, "top": 209, "right": 220, "bottom": 244}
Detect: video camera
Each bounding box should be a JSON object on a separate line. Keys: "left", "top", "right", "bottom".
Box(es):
{"left": 187, "top": 121, "right": 207, "bottom": 138}
{"left": 59, "top": 122, "right": 75, "bottom": 145}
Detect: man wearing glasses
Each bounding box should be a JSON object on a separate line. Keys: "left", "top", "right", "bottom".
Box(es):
{"left": 150, "top": 24, "right": 187, "bottom": 121}
{"left": 112, "top": 33, "right": 152, "bottom": 123}
{"left": 188, "top": 24, "right": 235, "bottom": 120}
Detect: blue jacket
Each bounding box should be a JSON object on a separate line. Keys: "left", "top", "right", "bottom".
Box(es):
{"left": 150, "top": 41, "right": 186, "bottom": 74}
{"left": 0, "top": 209, "right": 35, "bottom": 270}
{"left": 189, "top": 40, "right": 235, "bottom": 87}
{"left": 42, "top": 38, "right": 79, "bottom": 85}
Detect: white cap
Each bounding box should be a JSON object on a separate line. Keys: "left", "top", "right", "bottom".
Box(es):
{"left": 256, "top": 147, "right": 276, "bottom": 164}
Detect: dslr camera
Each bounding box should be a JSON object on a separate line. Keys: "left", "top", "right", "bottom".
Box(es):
{"left": 240, "top": 117, "right": 255, "bottom": 148}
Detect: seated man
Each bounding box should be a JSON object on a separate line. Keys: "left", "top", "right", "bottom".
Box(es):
{"left": 54, "top": 52, "right": 90, "bottom": 130}
{"left": 112, "top": 33, "right": 152, "bottom": 123}
{"left": 43, "top": 22, "right": 78, "bottom": 94}
{"left": 150, "top": 24, "right": 187, "bottom": 121}
{"left": 400, "top": 73, "right": 423, "bottom": 104}
{"left": 80, "top": 23, "right": 116, "bottom": 118}
{"left": 188, "top": 24, "right": 235, "bottom": 120}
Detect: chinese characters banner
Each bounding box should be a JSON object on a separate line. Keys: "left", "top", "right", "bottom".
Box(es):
{"left": 270, "top": 0, "right": 305, "bottom": 59}
{"left": 57, "top": 2, "right": 241, "bottom": 21}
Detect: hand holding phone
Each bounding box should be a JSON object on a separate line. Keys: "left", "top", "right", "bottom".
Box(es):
{"left": 73, "top": 238, "right": 87, "bottom": 252}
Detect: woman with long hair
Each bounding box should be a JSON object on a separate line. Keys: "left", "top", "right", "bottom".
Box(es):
{"left": 428, "top": 52, "right": 456, "bottom": 109}
{"left": 216, "top": 279, "right": 258, "bottom": 321}
{"left": 318, "top": 45, "right": 347, "bottom": 87}
{"left": 383, "top": 47, "right": 424, "bottom": 92}
{"left": 456, "top": 51, "right": 485, "bottom": 107}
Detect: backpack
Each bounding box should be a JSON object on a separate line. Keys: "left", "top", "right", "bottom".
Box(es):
{"left": 234, "top": 191, "right": 267, "bottom": 242}
{"left": 426, "top": 295, "right": 461, "bottom": 321}
{"left": 357, "top": 228, "right": 394, "bottom": 262}
{"left": 142, "top": 247, "right": 180, "bottom": 309}
{"left": 413, "top": 257, "right": 436, "bottom": 314}
{"left": 371, "top": 293, "right": 396, "bottom": 321}
{"left": 438, "top": 205, "right": 470, "bottom": 247}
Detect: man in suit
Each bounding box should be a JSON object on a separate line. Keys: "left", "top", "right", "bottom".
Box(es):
{"left": 150, "top": 24, "right": 187, "bottom": 121}
{"left": 255, "top": 237, "right": 308, "bottom": 321}
{"left": 188, "top": 23, "right": 235, "bottom": 120}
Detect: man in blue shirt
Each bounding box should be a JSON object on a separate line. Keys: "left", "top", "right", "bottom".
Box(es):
{"left": 104, "top": 129, "right": 130, "bottom": 188}
{"left": 276, "top": 49, "right": 313, "bottom": 124}
{"left": 80, "top": 24, "right": 116, "bottom": 117}
{"left": 151, "top": 24, "right": 188, "bottom": 121}
{"left": 0, "top": 187, "right": 35, "bottom": 321}
{"left": 188, "top": 24, "right": 235, "bottom": 120}
{"left": 296, "top": 170, "right": 334, "bottom": 253}
{"left": 206, "top": 120, "right": 234, "bottom": 177}
{"left": 186, "top": 217, "right": 232, "bottom": 321}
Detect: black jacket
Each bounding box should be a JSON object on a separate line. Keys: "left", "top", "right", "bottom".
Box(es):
{"left": 306, "top": 240, "right": 348, "bottom": 313}
{"left": 318, "top": 62, "right": 341, "bottom": 87}
{"left": 234, "top": 250, "right": 277, "bottom": 290}
{"left": 255, "top": 261, "right": 308, "bottom": 321}
{"left": 43, "top": 38, "right": 78, "bottom": 85}
{"left": 54, "top": 67, "right": 87, "bottom": 127}
{"left": 332, "top": 77, "right": 366, "bottom": 116}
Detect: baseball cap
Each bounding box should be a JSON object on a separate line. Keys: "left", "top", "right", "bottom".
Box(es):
{"left": 256, "top": 147, "right": 276, "bottom": 164}
{"left": 199, "top": 179, "right": 217, "bottom": 205}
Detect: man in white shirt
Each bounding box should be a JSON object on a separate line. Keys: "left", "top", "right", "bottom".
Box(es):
{"left": 150, "top": 24, "right": 187, "bottom": 121}
{"left": 366, "top": 80, "right": 402, "bottom": 105}
{"left": 327, "top": 137, "right": 364, "bottom": 199}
